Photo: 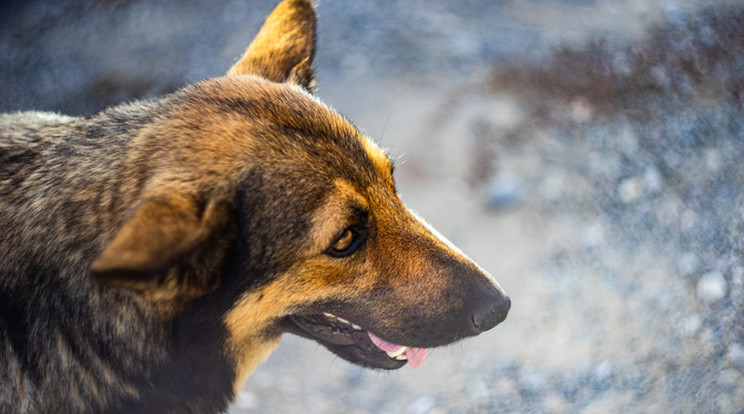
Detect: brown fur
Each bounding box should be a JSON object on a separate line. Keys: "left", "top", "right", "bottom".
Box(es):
{"left": 0, "top": 1, "right": 509, "bottom": 412}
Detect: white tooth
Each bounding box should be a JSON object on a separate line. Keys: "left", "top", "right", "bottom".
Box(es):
{"left": 386, "top": 346, "right": 407, "bottom": 358}
{"left": 351, "top": 323, "right": 362, "bottom": 330}
{"left": 336, "top": 317, "right": 349, "bottom": 324}
{"left": 395, "top": 355, "right": 408, "bottom": 360}
{"left": 323, "top": 312, "right": 335, "bottom": 318}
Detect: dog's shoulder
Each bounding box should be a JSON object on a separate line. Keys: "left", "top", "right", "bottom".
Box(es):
{"left": 1, "top": 110, "right": 79, "bottom": 128}
{"left": 1, "top": 111, "right": 82, "bottom": 145}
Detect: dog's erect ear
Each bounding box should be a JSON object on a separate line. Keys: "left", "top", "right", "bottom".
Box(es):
{"left": 90, "top": 194, "right": 226, "bottom": 293}
{"left": 228, "top": 0, "right": 316, "bottom": 92}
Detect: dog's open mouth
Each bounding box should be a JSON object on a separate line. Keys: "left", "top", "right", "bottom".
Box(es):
{"left": 287, "top": 313, "right": 427, "bottom": 369}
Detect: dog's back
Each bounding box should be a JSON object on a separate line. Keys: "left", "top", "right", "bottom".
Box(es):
{"left": 0, "top": 104, "right": 157, "bottom": 275}
{"left": 1, "top": 107, "right": 172, "bottom": 412}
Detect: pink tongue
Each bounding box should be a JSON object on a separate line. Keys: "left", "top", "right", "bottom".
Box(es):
{"left": 367, "top": 332, "right": 427, "bottom": 368}
{"left": 404, "top": 347, "right": 427, "bottom": 368}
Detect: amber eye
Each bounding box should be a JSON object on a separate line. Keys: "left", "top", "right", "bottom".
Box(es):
{"left": 326, "top": 228, "right": 366, "bottom": 258}
{"left": 333, "top": 229, "right": 354, "bottom": 251}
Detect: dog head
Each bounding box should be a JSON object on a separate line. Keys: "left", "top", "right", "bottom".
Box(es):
{"left": 90, "top": 0, "right": 509, "bottom": 388}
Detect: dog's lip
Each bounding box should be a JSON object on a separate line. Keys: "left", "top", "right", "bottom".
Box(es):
{"left": 287, "top": 313, "right": 410, "bottom": 369}
{"left": 289, "top": 313, "right": 366, "bottom": 346}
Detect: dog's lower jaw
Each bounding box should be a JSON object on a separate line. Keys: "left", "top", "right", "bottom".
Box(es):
{"left": 229, "top": 334, "right": 282, "bottom": 397}
{"left": 286, "top": 314, "right": 410, "bottom": 370}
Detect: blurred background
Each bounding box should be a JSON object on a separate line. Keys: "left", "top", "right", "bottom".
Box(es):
{"left": 2, "top": 0, "right": 744, "bottom": 412}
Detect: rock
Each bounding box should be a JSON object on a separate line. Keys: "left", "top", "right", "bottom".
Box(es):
{"left": 407, "top": 395, "right": 436, "bottom": 414}
{"left": 521, "top": 370, "right": 548, "bottom": 393}
{"left": 678, "top": 314, "right": 702, "bottom": 337}
{"left": 543, "top": 392, "right": 569, "bottom": 413}
{"left": 582, "top": 222, "right": 605, "bottom": 248}
{"left": 494, "top": 378, "right": 520, "bottom": 396}
{"left": 466, "top": 379, "right": 491, "bottom": 404}
{"left": 680, "top": 209, "right": 698, "bottom": 231}
{"left": 571, "top": 98, "right": 593, "bottom": 123}
{"left": 726, "top": 343, "right": 744, "bottom": 368}
{"left": 590, "top": 359, "right": 614, "bottom": 394}
{"left": 618, "top": 177, "right": 643, "bottom": 204}
{"left": 617, "top": 128, "right": 639, "bottom": 155}
{"left": 704, "top": 148, "right": 721, "bottom": 173}
{"left": 717, "top": 368, "right": 740, "bottom": 388}
{"left": 486, "top": 172, "right": 525, "bottom": 211}
{"left": 677, "top": 252, "right": 699, "bottom": 275}
{"left": 643, "top": 167, "right": 663, "bottom": 193}
{"left": 538, "top": 173, "right": 565, "bottom": 202}
{"left": 733, "top": 267, "right": 744, "bottom": 288}
{"left": 696, "top": 271, "right": 727, "bottom": 303}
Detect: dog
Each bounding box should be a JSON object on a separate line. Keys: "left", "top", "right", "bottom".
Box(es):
{"left": 0, "top": 0, "right": 510, "bottom": 412}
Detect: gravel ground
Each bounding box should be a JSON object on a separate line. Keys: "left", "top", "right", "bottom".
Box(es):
{"left": 2, "top": 0, "right": 743, "bottom": 412}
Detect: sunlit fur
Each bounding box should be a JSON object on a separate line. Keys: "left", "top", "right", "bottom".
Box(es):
{"left": 0, "top": 1, "right": 508, "bottom": 412}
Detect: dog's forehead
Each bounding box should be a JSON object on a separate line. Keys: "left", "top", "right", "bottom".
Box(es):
{"left": 174, "top": 76, "right": 395, "bottom": 188}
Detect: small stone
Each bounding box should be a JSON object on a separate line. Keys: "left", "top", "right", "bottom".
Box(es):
{"left": 538, "top": 173, "right": 565, "bottom": 201}
{"left": 651, "top": 66, "right": 670, "bottom": 89}
{"left": 543, "top": 392, "right": 569, "bottom": 413}
{"left": 699, "top": 328, "right": 718, "bottom": 355}
{"left": 486, "top": 172, "right": 525, "bottom": 211}
{"left": 679, "top": 314, "right": 702, "bottom": 336}
{"left": 617, "top": 128, "right": 639, "bottom": 155}
{"left": 696, "top": 271, "right": 727, "bottom": 303}
{"left": 521, "top": 370, "right": 548, "bottom": 392}
{"left": 618, "top": 177, "right": 643, "bottom": 203}
{"left": 718, "top": 368, "right": 741, "bottom": 388}
{"left": 591, "top": 359, "right": 614, "bottom": 384}
{"left": 571, "top": 98, "right": 593, "bottom": 123}
{"left": 494, "top": 379, "right": 519, "bottom": 396}
{"left": 466, "top": 380, "right": 491, "bottom": 404}
{"left": 677, "top": 252, "right": 699, "bottom": 275}
{"left": 582, "top": 222, "right": 605, "bottom": 248}
{"left": 680, "top": 209, "right": 698, "bottom": 231}
{"left": 727, "top": 343, "right": 744, "bottom": 368}
{"left": 643, "top": 167, "right": 663, "bottom": 193}
{"left": 705, "top": 148, "right": 721, "bottom": 173}
{"left": 732, "top": 267, "right": 744, "bottom": 288}
{"left": 407, "top": 395, "right": 436, "bottom": 414}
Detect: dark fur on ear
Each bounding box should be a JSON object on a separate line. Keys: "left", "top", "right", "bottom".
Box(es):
{"left": 228, "top": 0, "right": 317, "bottom": 92}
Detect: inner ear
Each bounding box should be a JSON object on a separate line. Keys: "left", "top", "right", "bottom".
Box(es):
{"left": 227, "top": 0, "right": 316, "bottom": 91}
{"left": 90, "top": 194, "right": 227, "bottom": 293}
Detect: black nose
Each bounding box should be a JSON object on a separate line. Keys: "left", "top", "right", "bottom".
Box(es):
{"left": 471, "top": 295, "right": 511, "bottom": 333}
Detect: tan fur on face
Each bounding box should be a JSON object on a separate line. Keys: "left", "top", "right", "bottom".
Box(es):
{"left": 222, "top": 166, "right": 470, "bottom": 392}
{"left": 223, "top": 179, "right": 370, "bottom": 391}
